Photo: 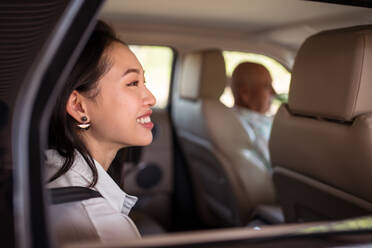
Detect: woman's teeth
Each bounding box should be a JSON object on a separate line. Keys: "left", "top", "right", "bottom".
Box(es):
{"left": 137, "top": 116, "right": 151, "bottom": 124}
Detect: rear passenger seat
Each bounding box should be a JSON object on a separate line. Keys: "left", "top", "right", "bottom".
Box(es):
{"left": 172, "top": 49, "right": 276, "bottom": 227}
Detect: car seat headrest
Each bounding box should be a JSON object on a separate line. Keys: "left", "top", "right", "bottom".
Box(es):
{"left": 289, "top": 25, "right": 372, "bottom": 121}
{"left": 179, "top": 49, "right": 226, "bottom": 100}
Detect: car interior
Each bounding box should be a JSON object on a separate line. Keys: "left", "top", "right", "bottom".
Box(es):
{"left": 2, "top": 0, "right": 372, "bottom": 247}
{"left": 98, "top": 0, "right": 372, "bottom": 235}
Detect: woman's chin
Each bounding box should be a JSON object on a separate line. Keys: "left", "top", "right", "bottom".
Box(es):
{"left": 120, "top": 130, "right": 153, "bottom": 147}
{"left": 134, "top": 135, "right": 153, "bottom": 147}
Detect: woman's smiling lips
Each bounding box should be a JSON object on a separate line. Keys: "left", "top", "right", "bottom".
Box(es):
{"left": 136, "top": 110, "right": 154, "bottom": 129}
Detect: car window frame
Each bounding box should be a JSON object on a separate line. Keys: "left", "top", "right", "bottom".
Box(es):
{"left": 9, "top": 1, "right": 104, "bottom": 247}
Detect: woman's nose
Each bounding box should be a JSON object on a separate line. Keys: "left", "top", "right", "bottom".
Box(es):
{"left": 144, "top": 86, "right": 156, "bottom": 107}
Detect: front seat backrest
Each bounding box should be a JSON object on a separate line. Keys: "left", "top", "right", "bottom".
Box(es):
{"left": 172, "top": 49, "right": 275, "bottom": 227}
{"left": 270, "top": 25, "right": 372, "bottom": 223}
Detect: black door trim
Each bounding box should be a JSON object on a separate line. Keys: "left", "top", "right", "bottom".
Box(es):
{"left": 12, "top": 0, "right": 104, "bottom": 247}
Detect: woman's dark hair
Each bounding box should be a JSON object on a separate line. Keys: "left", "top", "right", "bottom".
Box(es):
{"left": 48, "top": 20, "right": 125, "bottom": 187}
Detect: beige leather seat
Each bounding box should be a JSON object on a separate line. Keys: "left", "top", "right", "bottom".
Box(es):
{"left": 270, "top": 25, "right": 372, "bottom": 223}
{"left": 172, "top": 49, "right": 275, "bottom": 227}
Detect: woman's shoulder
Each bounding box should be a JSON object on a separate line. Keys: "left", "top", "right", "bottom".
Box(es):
{"left": 45, "top": 149, "right": 91, "bottom": 188}
{"left": 45, "top": 149, "right": 65, "bottom": 167}
{"left": 81, "top": 198, "right": 141, "bottom": 240}
{"left": 50, "top": 198, "right": 140, "bottom": 245}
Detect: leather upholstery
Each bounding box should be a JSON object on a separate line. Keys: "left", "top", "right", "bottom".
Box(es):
{"left": 272, "top": 105, "right": 372, "bottom": 202}
{"left": 289, "top": 25, "right": 372, "bottom": 121}
{"left": 270, "top": 25, "right": 372, "bottom": 222}
{"left": 179, "top": 50, "right": 226, "bottom": 100}
{"left": 173, "top": 49, "right": 275, "bottom": 226}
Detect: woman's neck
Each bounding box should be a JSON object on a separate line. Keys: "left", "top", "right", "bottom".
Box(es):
{"left": 90, "top": 148, "right": 117, "bottom": 171}
{"left": 80, "top": 134, "right": 120, "bottom": 171}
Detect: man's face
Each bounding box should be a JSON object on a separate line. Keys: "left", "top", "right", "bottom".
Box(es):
{"left": 239, "top": 70, "right": 276, "bottom": 114}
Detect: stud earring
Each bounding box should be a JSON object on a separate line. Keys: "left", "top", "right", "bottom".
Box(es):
{"left": 77, "top": 116, "right": 90, "bottom": 130}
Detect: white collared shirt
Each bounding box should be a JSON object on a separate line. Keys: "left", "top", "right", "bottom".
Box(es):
{"left": 233, "top": 106, "right": 273, "bottom": 169}
{"left": 45, "top": 149, "right": 140, "bottom": 245}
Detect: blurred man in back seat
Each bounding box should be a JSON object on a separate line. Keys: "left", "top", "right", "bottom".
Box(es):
{"left": 231, "top": 62, "right": 276, "bottom": 169}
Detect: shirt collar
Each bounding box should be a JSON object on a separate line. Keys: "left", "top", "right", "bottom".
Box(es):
{"left": 46, "top": 149, "right": 137, "bottom": 215}
{"left": 91, "top": 156, "right": 137, "bottom": 215}
{"left": 233, "top": 106, "right": 273, "bottom": 125}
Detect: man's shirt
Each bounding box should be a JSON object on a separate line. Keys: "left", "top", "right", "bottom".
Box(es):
{"left": 233, "top": 106, "right": 273, "bottom": 169}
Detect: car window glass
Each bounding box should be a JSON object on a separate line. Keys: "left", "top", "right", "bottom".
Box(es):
{"left": 222, "top": 51, "right": 291, "bottom": 115}
{"left": 129, "top": 45, "right": 174, "bottom": 109}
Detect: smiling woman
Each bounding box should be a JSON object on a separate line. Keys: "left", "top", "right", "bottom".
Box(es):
{"left": 4, "top": 0, "right": 372, "bottom": 247}
{"left": 46, "top": 20, "right": 156, "bottom": 245}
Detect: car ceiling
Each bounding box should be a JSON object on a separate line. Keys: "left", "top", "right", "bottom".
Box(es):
{"left": 100, "top": 0, "right": 372, "bottom": 68}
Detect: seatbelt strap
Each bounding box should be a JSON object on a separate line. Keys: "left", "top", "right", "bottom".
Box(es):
{"left": 50, "top": 186, "right": 102, "bottom": 205}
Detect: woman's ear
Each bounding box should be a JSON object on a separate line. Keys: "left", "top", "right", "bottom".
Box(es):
{"left": 66, "top": 90, "right": 89, "bottom": 123}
